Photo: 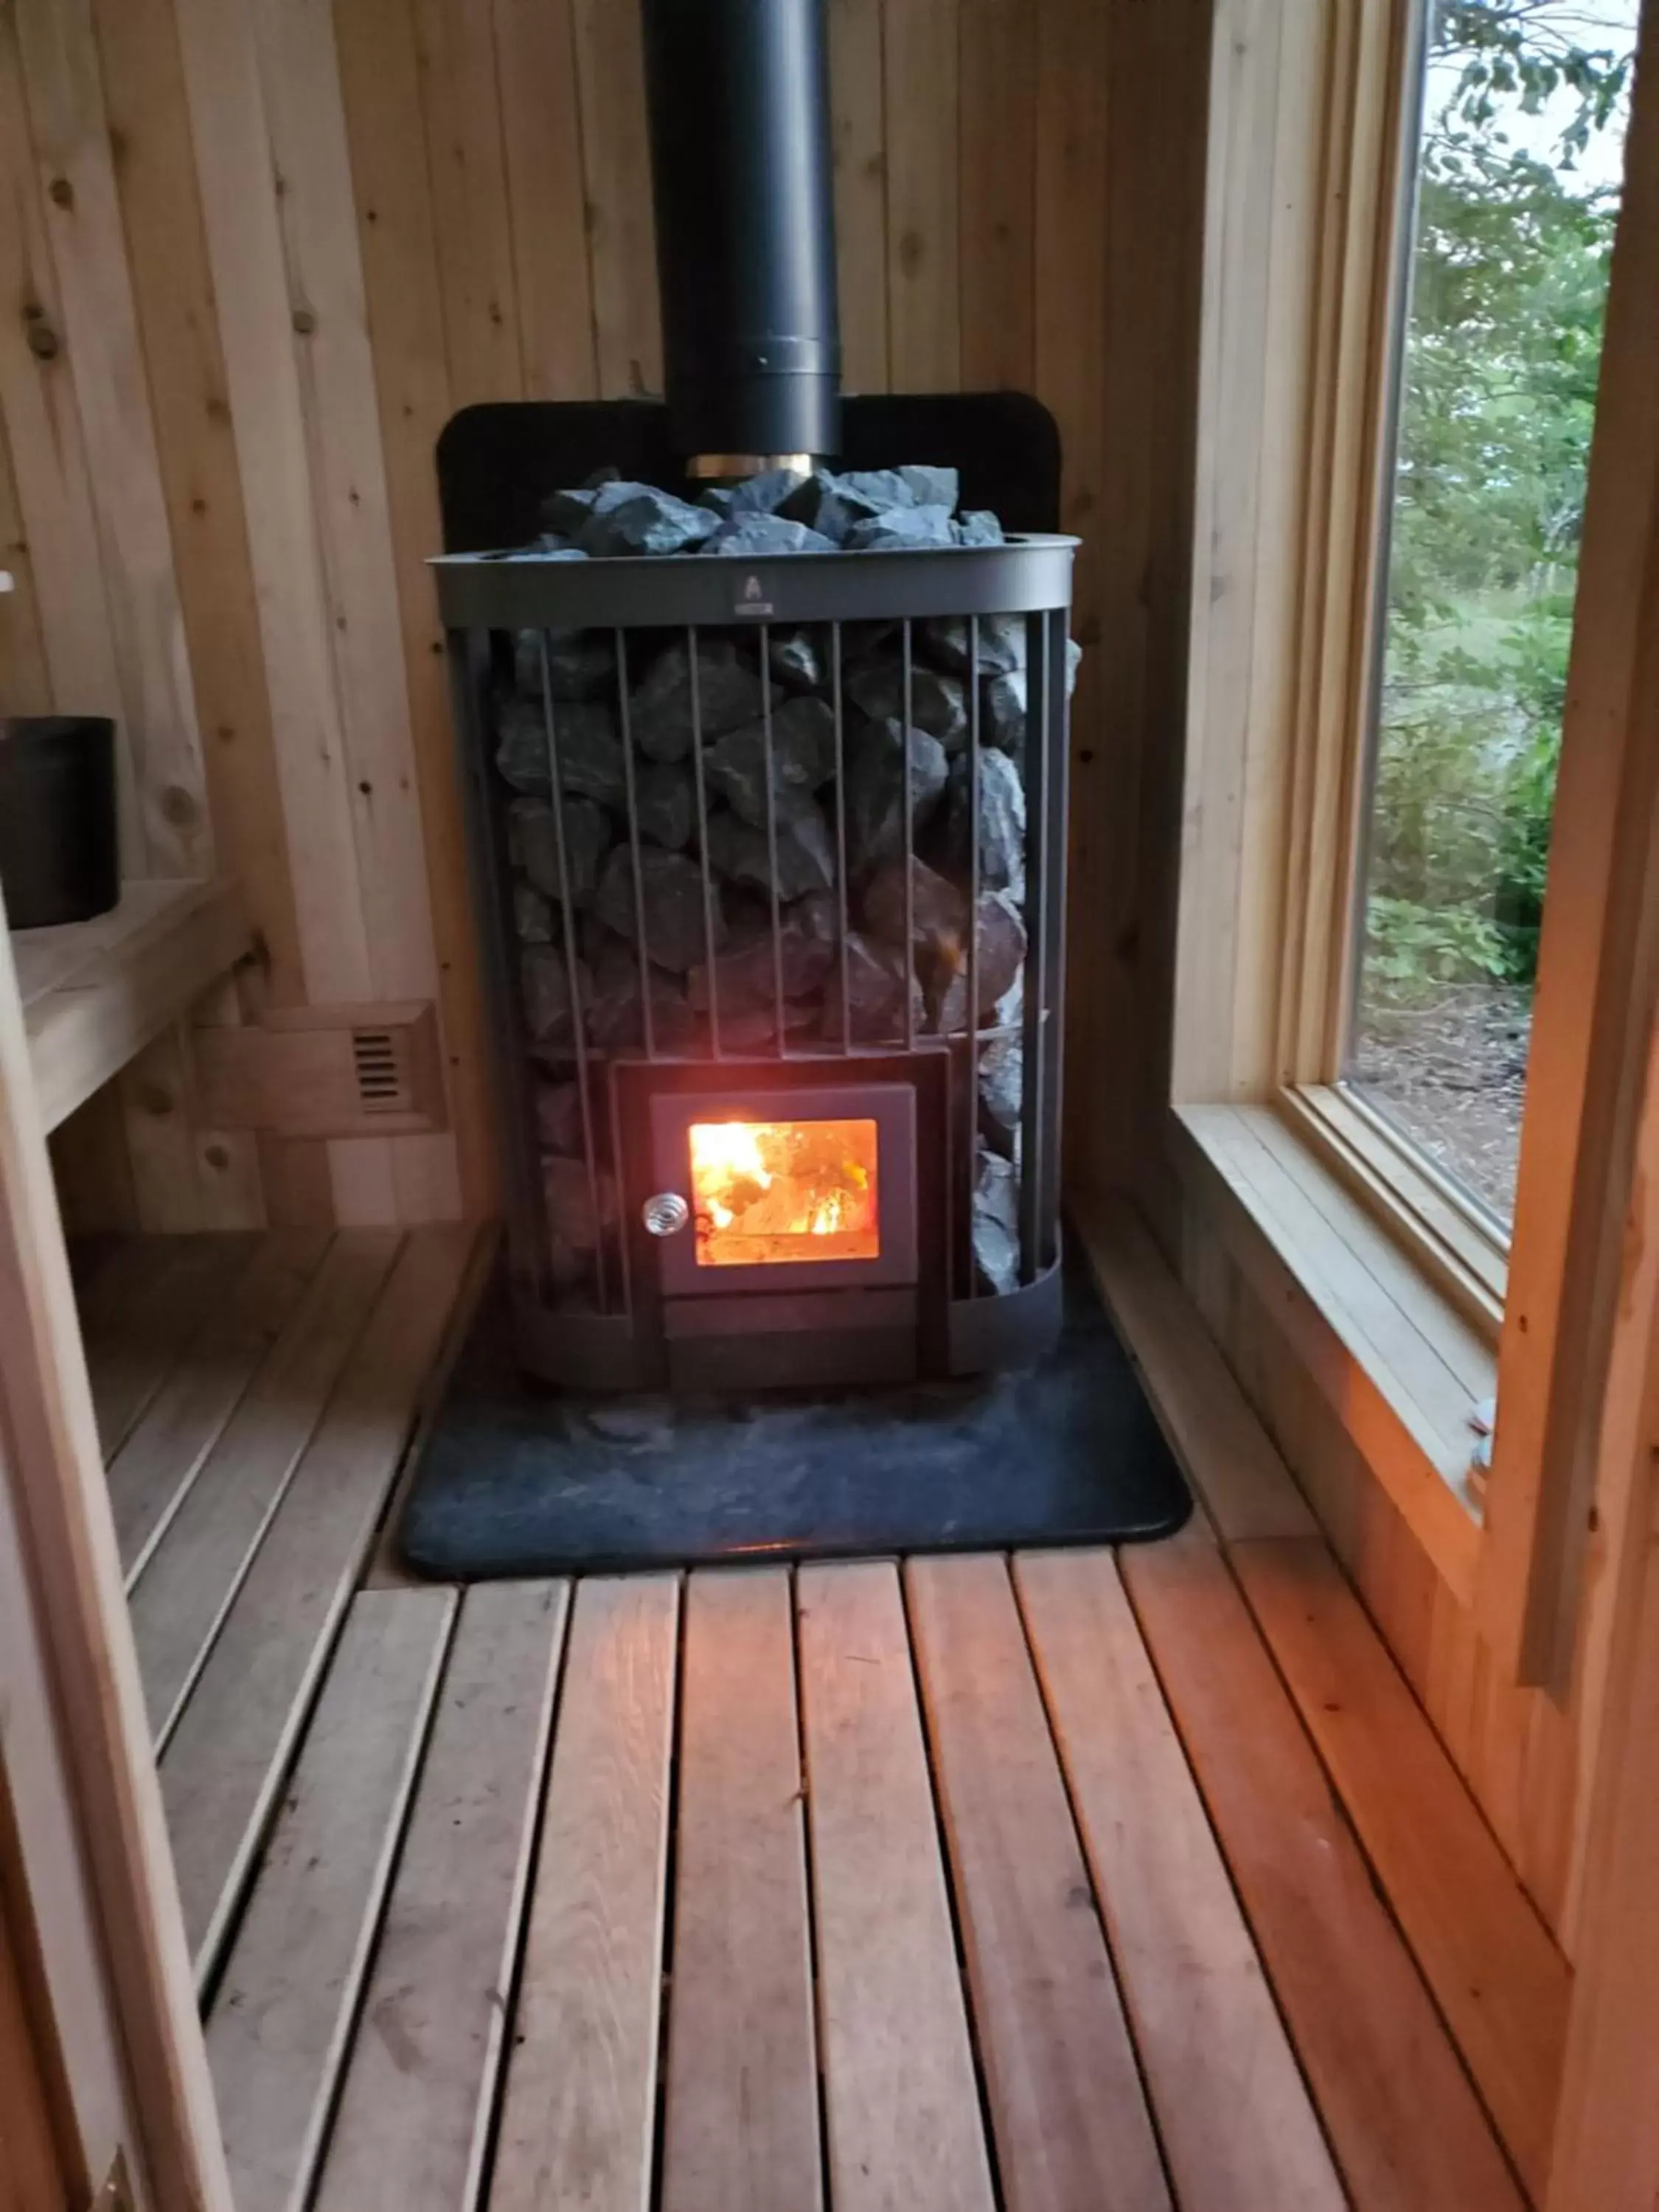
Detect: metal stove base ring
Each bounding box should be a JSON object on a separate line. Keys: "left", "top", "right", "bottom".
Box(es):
{"left": 435, "top": 533, "right": 1077, "bottom": 1390}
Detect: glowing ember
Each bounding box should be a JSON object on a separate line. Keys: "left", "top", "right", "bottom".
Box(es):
{"left": 688, "top": 1117, "right": 880, "bottom": 1267}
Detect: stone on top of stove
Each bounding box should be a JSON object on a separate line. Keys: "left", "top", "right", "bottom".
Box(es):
{"left": 520, "top": 462, "right": 999, "bottom": 558}
{"left": 697, "top": 465, "right": 809, "bottom": 520}
{"left": 953, "top": 509, "right": 1006, "bottom": 546}
{"left": 782, "top": 465, "right": 960, "bottom": 543}
{"left": 842, "top": 504, "right": 958, "bottom": 552}
{"left": 574, "top": 481, "right": 721, "bottom": 558}
{"left": 703, "top": 513, "right": 837, "bottom": 557}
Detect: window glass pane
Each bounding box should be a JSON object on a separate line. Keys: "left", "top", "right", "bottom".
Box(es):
{"left": 1347, "top": 0, "right": 1640, "bottom": 1225}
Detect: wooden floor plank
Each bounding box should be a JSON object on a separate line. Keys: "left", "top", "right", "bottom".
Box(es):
{"left": 796, "top": 1560, "right": 995, "bottom": 2212}
{"left": 77, "top": 1231, "right": 258, "bottom": 1457}
{"left": 313, "top": 1580, "right": 570, "bottom": 2212}
{"left": 206, "top": 1586, "right": 456, "bottom": 2212}
{"left": 1121, "top": 1532, "right": 1526, "bottom": 2211}
{"left": 1015, "top": 1547, "right": 1343, "bottom": 2212}
{"left": 905, "top": 1552, "right": 1170, "bottom": 2212}
{"left": 1230, "top": 1535, "right": 1570, "bottom": 2201}
{"left": 129, "top": 1228, "right": 403, "bottom": 1745}
{"left": 662, "top": 1568, "right": 820, "bottom": 2212}
{"left": 107, "top": 1228, "right": 333, "bottom": 1579}
{"left": 159, "top": 1227, "right": 474, "bottom": 1981}
{"left": 491, "top": 1573, "right": 681, "bottom": 2212}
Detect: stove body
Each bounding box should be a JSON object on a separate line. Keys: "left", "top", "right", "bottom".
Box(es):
{"left": 436, "top": 535, "right": 1075, "bottom": 1391}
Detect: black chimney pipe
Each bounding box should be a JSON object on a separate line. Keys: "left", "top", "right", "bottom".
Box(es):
{"left": 641, "top": 0, "right": 841, "bottom": 476}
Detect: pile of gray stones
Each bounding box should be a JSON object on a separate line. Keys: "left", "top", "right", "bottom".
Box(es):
{"left": 490, "top": 465, "right": 1079, "bottom": 1300}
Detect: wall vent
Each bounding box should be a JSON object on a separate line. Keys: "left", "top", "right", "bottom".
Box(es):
{"left": 352, "top": 1026, "right": 408, "bottom": 1113}
{"left": 194, "top": 1001, "right": 447, "bottom": 1139}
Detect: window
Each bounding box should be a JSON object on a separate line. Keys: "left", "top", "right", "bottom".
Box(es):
{"left": 1346, "top": 0, "right": 1641, "bottom": 1228}
{"left": 1179, "top": 0, "right": 1658, "bottom": 1664}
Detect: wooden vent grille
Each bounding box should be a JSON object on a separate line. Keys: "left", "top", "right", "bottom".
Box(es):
{"left": 193, "top": 1001, "right": 447, "bottom": 1139}
{"left": 352, "top": 1026, "right": 409, "bottom": 1113}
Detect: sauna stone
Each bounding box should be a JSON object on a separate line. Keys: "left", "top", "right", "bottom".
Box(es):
{"left": 702, "top": 696, "right": 837, "bottom": 826}
{"left": 703, "top": 802, "right": 837, "bottom": 900}
{"left": 844, "top": 716, "right": 949, "bottom": 869}
{"left": 508, "top": 796, "right": 610, "bottom": 908}
{"left": 845, "top": 660, "right": 969, "bottom": 751}
{"left": 593, "top": 847, "right": 722, "bottom": 972}
{"left": 629, "top": 638, "right": 773, "bottom": 762}
{"left": 945, "top": 745, "right": 1026, "bottom": 900}
{"left": 972, "top": 1144, "right": 1021, "bottom": 1295}
{"left": 703, "top": 514, "right": 836, "bottom": 557}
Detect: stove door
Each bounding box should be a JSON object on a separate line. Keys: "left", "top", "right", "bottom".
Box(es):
{"left": 646, "top": 1081, "right": 918, "bottom": 1298}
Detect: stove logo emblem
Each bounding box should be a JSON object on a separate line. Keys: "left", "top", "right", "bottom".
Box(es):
{"left": 734, "top": 572, "right": 774, "bottom": 619}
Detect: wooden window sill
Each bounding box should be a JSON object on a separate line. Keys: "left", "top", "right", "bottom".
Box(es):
{"left": 1282, "top": 1083, "right": 1507, "bottom": 1340}
{"left": 1173, "top": 1101, "right": 1492, "bottom": 1605}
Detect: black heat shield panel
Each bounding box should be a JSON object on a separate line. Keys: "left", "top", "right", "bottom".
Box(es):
{"left": 435, "top": 392, "right": 1063, "bottom": 553}
{"left": 396, "top": 1256, "right": 1190, "bottom": 1579}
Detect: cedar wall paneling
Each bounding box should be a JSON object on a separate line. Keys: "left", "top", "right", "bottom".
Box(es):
{"left": 0, "top": 0, "right": 1578, "bottom": 1972}
{"left": 0, "top": 0, "right": 1211, "bottom": 1231}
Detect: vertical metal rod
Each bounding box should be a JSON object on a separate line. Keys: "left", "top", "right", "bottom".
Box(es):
{"left": 538, "top": 632, "right": 608, "bottom": 1314}
{"left": 614, "top": 629, "right": 656, "bottom": 1060}
{"left": 457, "top": 629, "right": 549, "bottom": 1307}
{"left": 686, "top": 625, "right": 723, "bottom": 1060}
{"left": 902, "top": 617, "right": 916, "bottom": 1053}
{"left": 1018, "top": 611, "right": 1051, "bottom": 1284}
{"left": 966, "top": 613, "right": 981, "bottom": 1299}
{"left": 832, "top": 620, "right": 852, "bottom": 1056}
{"left": 605, "top": 1062, "right": 636, "bottom": 1321}
{"left": 760, "top": 623, "right": 787, "bottom": 1057}
{"left": 1038, "top": 608, "right": 1071, "bottom": 1270}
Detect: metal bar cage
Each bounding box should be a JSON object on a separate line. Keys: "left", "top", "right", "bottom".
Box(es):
{"left": 435, "top": 535, "right": 1078, "bottom": 1385}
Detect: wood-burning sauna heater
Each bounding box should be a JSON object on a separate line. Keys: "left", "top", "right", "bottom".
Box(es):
{"left": 432, "top": 0, "right": 1078, "bottom": 1393}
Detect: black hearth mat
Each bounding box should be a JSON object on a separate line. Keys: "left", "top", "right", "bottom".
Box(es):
{"left": 395, "top": 1261, "right": 1189, "bottom": 1579}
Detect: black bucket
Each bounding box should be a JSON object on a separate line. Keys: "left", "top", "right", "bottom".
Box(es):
{"left": 0, "top": 717, "right": 120, "bottom": 930}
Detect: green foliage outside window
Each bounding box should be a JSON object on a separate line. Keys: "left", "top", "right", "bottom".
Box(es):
{"left": 1357, "top": 0, "right": 1631, "bottom": 1006}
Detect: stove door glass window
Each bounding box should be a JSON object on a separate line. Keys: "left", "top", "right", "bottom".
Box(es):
{"left": 688, "top": 1118, "right": 880, "bottom": 1267}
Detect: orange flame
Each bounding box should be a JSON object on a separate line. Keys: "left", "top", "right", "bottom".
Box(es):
{"left": 688, "top": 1117, "right": 880, "bottom": 1267}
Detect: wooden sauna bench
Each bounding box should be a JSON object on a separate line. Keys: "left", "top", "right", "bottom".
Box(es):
{"left": 77, "top": 1214, "right": 1565, "bottom": 2212}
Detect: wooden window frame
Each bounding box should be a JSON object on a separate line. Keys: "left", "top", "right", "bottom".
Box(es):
{"left": 1176, "top": 0, "right": 1659, "bottom": 1691}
